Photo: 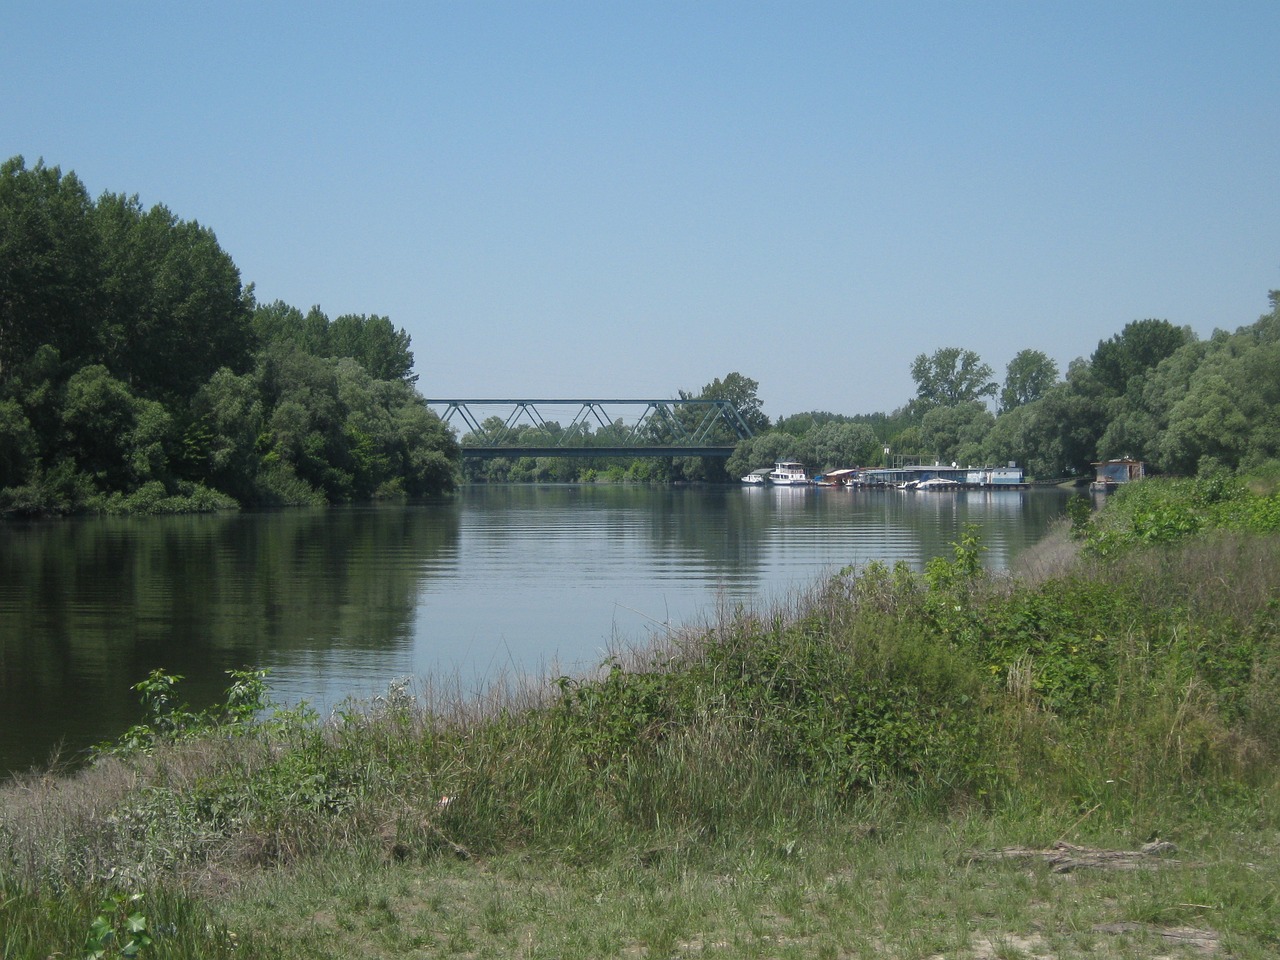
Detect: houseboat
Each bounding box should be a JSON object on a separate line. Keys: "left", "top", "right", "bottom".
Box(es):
{"left": 857, "top": 463, "right": 1027, "bottom": 490}
{"left": 767, "top": 460, "right": 810, "bottom": 485}
{"left": 814, "top": 468, "right": 859, "bottom": 487}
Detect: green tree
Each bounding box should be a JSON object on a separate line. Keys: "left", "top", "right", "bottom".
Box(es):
{"left": 809, "top": 421, "right": 879, "bottom": 470}
{"left": 0, "top": 397, "right": 37, "bottom": 485}
{"left": 252, "top": 300, "right": 332, "bottom": 357}
{"left": 61, "top": 365, "right": 172, "bottom": 491}
{"left": 1097, "top": 336, "right": 1210, "bottom": 467}
{"left": 1159, "top": 372, "right": 1252, "bottom": 473}
{"left": 0, "top": 344, "right": 64, "bottom": 465}
{"left": 0, "top": 157, "right": 105, "bottom": 379}
{"left": 673, "top": 372, "right": 768, "bottom": 482}
{"left": 127, "top": 396, "right": 172, "bottom": 483}
{"left": 910, "top": 347, "right": 997, "bottom": 410}
{"left": 0, "top": 159, "right": 459, "bottom": 511}
{"left": 920, "top": 401, "right": 994, "bottom": 466}
{"left": 330, "top": 313, "right": 416, "bottom": 383}
{"left": 254, "top": 303, "right": 415, "bottom": 384}
{"left": 335, "top": 357, "right": 394, "bottom": 495}
{"left": 980, "top": 402, "right": 1032, "bottom": 472}
{"left": 255, "top": 343, "right": 458, "bottom": 501}
{"left": 387, "top": 392, "right": 459, "bottom": 495}
{"left": 1089, "top": 318, "right": 1193, "bottom": 397}
{"left": 252, "top": 300, "right": 307, "bottom": 347}
{"left": 93, "top": 192, "right": 254, "bottom": 403}
{"left": 259, "top": 348, "right": 348, "bottom": 500}
{"left": 1015, "top": 372, "right": 1108, "bottom": 477}
{"left": 184, "top": 368, "right": 265, "bottom": 501}
{"left": 695, "top": 371, "right": 770, "bottom": 434}
{"left": 1154, "top": 293, "right": 1280, "bottom": 473}
{"left": 999, "top": 349, "right": 1059, "bottom": 413}
{"left": 889, "top": 425, "right": 925, "bottom": 462}
{"left": 773, "top": 411, "right": 837, "bottom": 436}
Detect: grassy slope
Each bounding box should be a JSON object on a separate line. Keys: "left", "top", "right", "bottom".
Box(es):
{"left": 3, "top": 476, "right": 1279, "bottom": 959}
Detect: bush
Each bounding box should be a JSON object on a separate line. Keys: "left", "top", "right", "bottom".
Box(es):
{"left": 1076, "top": 475, "right": 1280, "bottom": 554}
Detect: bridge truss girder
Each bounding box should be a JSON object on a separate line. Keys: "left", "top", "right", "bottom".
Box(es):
{"left": 423, "top": 399, "right": 755, "bottom": 458}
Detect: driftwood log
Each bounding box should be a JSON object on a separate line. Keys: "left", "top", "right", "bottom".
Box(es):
{"left": 1092, "top": 921, "right": 1220, "bottom": 952}
{"left": 970, "top": 842, "right": 1221, "bottom": 953}
{"left": 969, "top": 839, "right": 1180, "bottom": 873}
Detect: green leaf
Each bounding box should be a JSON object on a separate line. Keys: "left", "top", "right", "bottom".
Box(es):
{"left": 86, "top": 916, "right": 113, "bottom": 942}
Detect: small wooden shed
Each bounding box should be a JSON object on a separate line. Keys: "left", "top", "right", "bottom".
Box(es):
{"left": 1091, "top": 458, "right": 1145, "bottom": 490}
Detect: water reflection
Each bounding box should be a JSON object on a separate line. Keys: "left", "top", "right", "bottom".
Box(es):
{"left": 0, "top": 504, "right": 461, "bottom": 773}
{"left": 0, "top": 485, "right": 1069, "bottom": 776}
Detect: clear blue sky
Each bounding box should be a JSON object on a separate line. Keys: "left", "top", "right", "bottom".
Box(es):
{"left": 5, "top": 1, "right": 1278, "bottom": 419}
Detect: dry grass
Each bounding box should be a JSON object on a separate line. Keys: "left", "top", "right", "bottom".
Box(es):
{"left": 1006, "top": 519, "right": 1083, "bottom": 585}
{"left": 1125, "top": 530, "right": 1280, "bottom": 623}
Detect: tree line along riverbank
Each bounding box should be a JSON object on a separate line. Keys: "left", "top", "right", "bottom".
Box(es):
{"left": 2, "top": 473, "right": 1278, "bottom": 958}
{"left": 9, "top": 158, "right": 1280, "bottom": 510}
{"left": 1, "top": 157, "right": 459, "bottom": 517}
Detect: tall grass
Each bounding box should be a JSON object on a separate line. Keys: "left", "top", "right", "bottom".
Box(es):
{"left": 0, "top": 878, "right": 240, "bottom": 959}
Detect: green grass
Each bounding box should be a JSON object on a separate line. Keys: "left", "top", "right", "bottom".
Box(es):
{"left": 4, "top": 478, "right": 1280, "bottom": 958}
{"left": 198, "top": 810, "right": 1280, "bottom": 959}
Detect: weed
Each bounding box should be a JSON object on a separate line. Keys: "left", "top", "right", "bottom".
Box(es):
{"left": 83, "top": 892, "right": 153, "bottom": 959}
{"left": 96, "top": 667, "right": 271, "bottom": 759}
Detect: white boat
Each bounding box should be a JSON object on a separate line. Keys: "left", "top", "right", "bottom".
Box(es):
{"left": 741, "top": 468, "right": 770, "bottom": 485}
{"left": 907, "top": 476, "right": 960, "bottom": 491}
{"left": 767, "top": 460, "right": 810, "bottom": 485}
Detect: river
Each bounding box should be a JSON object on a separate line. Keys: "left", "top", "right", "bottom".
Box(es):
{"left": 0, "top": 483, "right": 1070, "bottom": 776}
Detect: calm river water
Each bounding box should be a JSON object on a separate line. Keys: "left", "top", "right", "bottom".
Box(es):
{"left": 0, "top": 483, "right": 1070, "bottom": 776}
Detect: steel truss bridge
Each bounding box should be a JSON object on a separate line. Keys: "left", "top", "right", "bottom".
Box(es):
{"left": 423, "top": 398, "right": 755, "bottom": 459}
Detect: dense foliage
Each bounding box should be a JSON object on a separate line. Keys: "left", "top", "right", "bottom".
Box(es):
{"left": 0, "top": 158, "right": 458, "bottom": 514}
{"left": 732, "top": 299, "right": 1280, "bottom": 481}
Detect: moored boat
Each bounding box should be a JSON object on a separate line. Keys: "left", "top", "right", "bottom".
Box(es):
{"left": 909, "top": 476, "right": 961, "bottom": 491}
{"left": 767, "top": 460, "right": 810, "bottom": 485}
{"left": 814, "top": 468, "right": 858, "bottom": 487}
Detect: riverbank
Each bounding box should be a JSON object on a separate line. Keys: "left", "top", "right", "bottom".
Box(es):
{"left": 0, "top": 485, "right": 1069, "bottom": 777}
{"left": 3, "top": 476, "right": 1279, "bottom": 958}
